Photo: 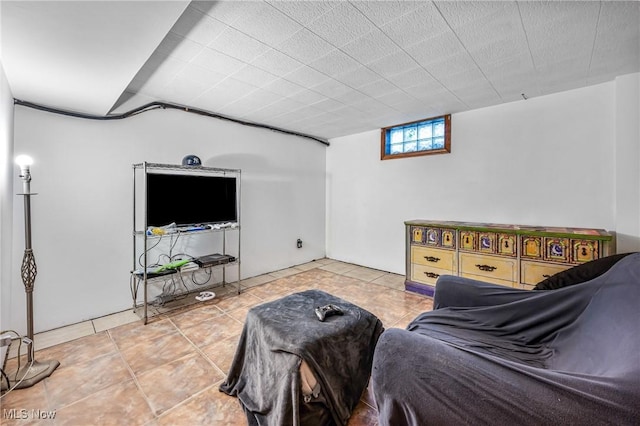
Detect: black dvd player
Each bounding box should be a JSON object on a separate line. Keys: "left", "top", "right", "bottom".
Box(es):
{"left": 194, "top": 253, "right": 235, "bottom": 268}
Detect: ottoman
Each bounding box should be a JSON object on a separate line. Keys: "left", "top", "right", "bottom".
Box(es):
{"left": 219, "top": 289, "right": 383, "bottom": 426}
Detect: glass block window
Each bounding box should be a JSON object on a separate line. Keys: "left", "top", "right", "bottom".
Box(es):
{"left": 381, "top": 114, "right": 451, "bottom": 160}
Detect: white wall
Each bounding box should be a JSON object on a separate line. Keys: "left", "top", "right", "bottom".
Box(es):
{"left": 1, "top": 61, "right": 15, "bottom": 347}
{"left": 10, "top": 107, "right": 326, "bottom": 333}
{"left": 614, "top": 73, "right": 640, "bottom": 252}
{"left": 327, "top": 82, "right": 619, "bottom": 274}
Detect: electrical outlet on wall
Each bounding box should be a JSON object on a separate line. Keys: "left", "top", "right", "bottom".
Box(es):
{"left": 297, "top": 239, "right": 303, "bottom": 249}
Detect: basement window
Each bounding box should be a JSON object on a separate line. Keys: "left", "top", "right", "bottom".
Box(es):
{"left": 381, "top": 114, "right": 451, "bottom": 160}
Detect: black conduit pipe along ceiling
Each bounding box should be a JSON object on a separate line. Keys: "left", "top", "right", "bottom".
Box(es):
{"left": 13, "top": 98, "right": 330, "bottom": 147}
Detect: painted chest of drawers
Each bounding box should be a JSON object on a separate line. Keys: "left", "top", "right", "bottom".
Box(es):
{"left": 405, "top": 220, "right": 613, "bottom": 297}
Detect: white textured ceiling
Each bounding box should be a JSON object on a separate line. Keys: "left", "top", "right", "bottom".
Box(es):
{"left": 2, "top": 1, "right": 639, "bottom": 142}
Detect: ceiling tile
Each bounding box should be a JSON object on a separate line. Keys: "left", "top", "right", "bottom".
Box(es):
{"left": 249, "top": 96, "right": 307, "bottom": 118}
{"left": 357, "top": 79, "right": 401, "bottom": 98}
{"left": 590, "top": 2, "right": 640, "bottom": 76}
{"left": 409, "top": 83, "right": 455, "bottom": 102}
{"left": 251, "top": 49, "right": 304, "bottom": 77}
{"left": 191, "top": 47, "right": 246, "bottom": 75}
{"left": 266, "top": 1, "right": 339, "bottom": 26}
{"left": 262, "top": 78, "right": 306, "bottom": 97}
{"left": 287, "top": 89, "right": 329, "bottom": 105}
{"left": 305, "top": 2, "right": 376, "bottom": 47}
{"left": 423, "top": 52, "right": 480, "bottom": 82}
{"left": 191, "top": 77, "right": 259, "bottom": 110}
{"left": 351, "top": 1, "right": 424, "bottom": 26}
{"left": 348, "top": 97, "right": 393, "bottom": 116}
{"left": 266, "top": 111, "right": 308, "bottom": 127}
{"left": 231, "top": 65, "right": 279, "bottom": 87}
{"left": 491, "top": 72, "right": 538, "bottom": 100}
{"left": 309, "top": 78, "right": 353, "bottom": 98}
{"left": 309, "top": 50, "right": 361, "bottom": 76}
{"left": 381, "top": 2, "right": 451, "bottom": 48}
{"left": 387, "top": 67, "right": 439, "bottom": 91}
{"left": 155, "top": 76, "right": 210, "bottom": 105}
{"left": 174, "top": 63, "right": 227, "bottom": 87}
{"left": 590, "top": 38, "right": 640, "bottom": 77}
{"left": 231, "top": 3, "right": 303, "bottom": 46}
{"left": 340, "top": 29, "right": 400, "bottom": 64}
{"left": 331, "top": 89, "right": 375, "bottom": 105}
{"left": 218, "top": 89, "right": 283, "bottom": 117}
{"left": 283, "top": 66, "right": 331, "bottom": 88}
{"left": 448, "top": 8, "right": 524, "bottom": 49}
{"left": 481, "top": 53, "right": 535, "bottom": 85}
{"left": 367, "top": 51, "right": 420, "bottom": 78}
{"left": 374, "top": 89, "right": 414, "bottom": 107}
{"left": 310, "top": 97, "right": 347, "bottom": 113}
{"left": 208, "top": 27, "right": 270, "bottom": 63}
{"left": 434, "top": 1, "right": 507, "bottom": 29}
{"left": 334, "top": 66, "right": 382, "bottom": 89}
{"left": 242, "top": 106, "right": 286, "bottom": 123}
{"left": 520, "top": 1, "right": 600, "bottom": 67}
{"left": 453, "top": 84, "right": 502, "bottom": 106}
{"left": 466, "top": 37, "right": 528, "bottom": 68}
{"left": 330, "top": 104, "right": 377, "bottom": 121}
{"left": 291, "top": 104, "right": 325, "bottom": 119}
{"left": 404, "top": 31, "right": 465, "bottom": 66}
{"left": 388, "top": 97, "right": 433, "bottom": 113}
{"left": 276, "top": 28, "right": 336, "bottom": 64}
{"left": 596, "top": 1, "right": 640, "bottom": 43}
{"left": 439, "top": 67, "right": 490, "bottom": 93}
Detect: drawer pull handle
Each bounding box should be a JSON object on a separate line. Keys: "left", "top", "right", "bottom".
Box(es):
{"left": 542, "top": 274, "right": 551, "bottom": 278}
{"left": 424, "top": 272, "right": 440, "bottom": 279}
{"left": 424, "top": 256, "right": 440, "bottom": 263}
{"left": 475, "top": 264, "right": 497, "bottom": 272}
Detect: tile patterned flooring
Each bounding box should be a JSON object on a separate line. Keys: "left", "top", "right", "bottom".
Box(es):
{"left": 1, "top": 259, "right": 433, "bottom": 425}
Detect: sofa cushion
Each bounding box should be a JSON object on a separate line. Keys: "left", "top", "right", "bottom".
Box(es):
{"left": 534, "top": 252, "right": 635, "bottom": 290}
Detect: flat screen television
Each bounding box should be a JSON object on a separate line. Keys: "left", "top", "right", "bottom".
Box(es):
{"left": 146, "top": 173, "right": 237, "bottom": 227}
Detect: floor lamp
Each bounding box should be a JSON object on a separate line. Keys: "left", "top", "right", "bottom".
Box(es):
{"left": 7, "top": 155, "right": 59, "bottom": 390}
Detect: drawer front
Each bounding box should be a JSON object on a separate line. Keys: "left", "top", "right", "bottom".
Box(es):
{"left": 521, "top": 261, "right": 571, "bottom": 285}
{"left": 411, "top": 246, "right": 455, "bottom": 270}
{"left": 459, "top": 253, "right": 517, "bottom": 282}
{"left": 477, "top": 232, "right": 497, "bottom": 254}
{"left": 460, "top": 272, "right": 516, "bottom": 288}
{"left": 411, "top": 226, "right": 425, "bottom": 244}
{"left": 544, "top": 238, "right": 570, "bottom": 262}
{"left": 412, "top": 264, "right": 453, "bottom": 285}
{"left": 572, "top": 239, "right": 599, "bottom": 263}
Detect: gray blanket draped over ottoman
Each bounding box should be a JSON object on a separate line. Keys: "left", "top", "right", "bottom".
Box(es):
{"left": 220, "top": 289, "right": 383, "bottom": 426}
{"left": 372, "top": 253, "right": 640, "bottom": 425}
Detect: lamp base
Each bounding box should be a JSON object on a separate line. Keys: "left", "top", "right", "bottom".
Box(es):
{"left": 1, "top": 359, "right": 59, "bottom": 391}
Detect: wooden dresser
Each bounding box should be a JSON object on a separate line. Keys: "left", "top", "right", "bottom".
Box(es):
{"left": 405, "top": 220, "right": 613, "bottom": 297}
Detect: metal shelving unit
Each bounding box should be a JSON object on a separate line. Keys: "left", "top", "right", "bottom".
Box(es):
{"left": 132, "top": 162, "right": 241, "bottom": 324}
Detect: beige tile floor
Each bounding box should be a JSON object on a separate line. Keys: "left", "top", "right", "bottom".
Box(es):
{"left": 1, "top": 259, "right": 433, "bottom": 425}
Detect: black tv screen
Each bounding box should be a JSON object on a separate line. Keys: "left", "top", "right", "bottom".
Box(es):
{"left": 146, "top": 173, "right": 237, "bottom": 227}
